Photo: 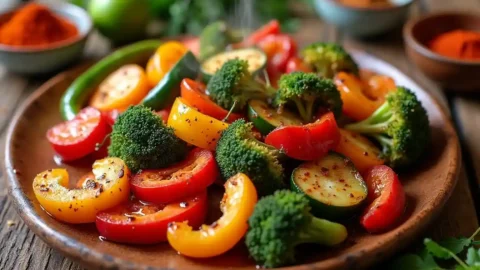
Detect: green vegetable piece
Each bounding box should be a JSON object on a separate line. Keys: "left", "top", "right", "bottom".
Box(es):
{"left": 345, "top": 87, "right": 430, "bottom": 168}
{"left": 245, "top": 190, "right": 347, "bottom": 268}
{"left": 301, "top": 42, "right": 358, "bottom": 79}
{"left": 60, "top": 40, "right": 161, "bottom": 120}
{"left": 201, "top": 48, "right": 267, "bottom": 83}
{"left": 247, "top": 99, "right": 302, "bottom": 135}
{"left": 207, "top": 59, "right": 276, "bottom": 112}
{"left": 291, "top": 152, "right": 368, "bottom": 220}
{"left": 108, "top": 105, "right": 188, "bottom": 172}
{"left": 199, "top": 21, "right": 239, "bottom": 61}
{"left": 273, "top": 71, "right": 342, "bottom": 122}
{"left": 142, "top": 51, "right": 199, "bottom": 110}
{"left": 215, "top": 119, "right": 285, "bottom": 196}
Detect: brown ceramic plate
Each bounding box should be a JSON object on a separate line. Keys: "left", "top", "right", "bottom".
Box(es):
{"left": 4, "top": 50, "right": 459, "bottom": 270}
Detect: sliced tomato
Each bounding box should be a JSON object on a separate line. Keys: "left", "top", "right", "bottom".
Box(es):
{"left": 155, "top": 108, "right": 170, "bottom": 123}
{"left": 180, "top": 78, "right": 243, "bottom": 122}
{"left": 265, "top": 112, "right": 340, "bottom": 161}
{"left": 360, "top": 165, "right": 406, "bottom": 233}
{"left": 258, "top": 34, "right": 297, "bottom": 76}
{"left": 286, "top": 56, "right": 312, "bottom": 73}
{"left": 131, "top": 148, "right": 218, "bottom": 204}
{"left": 90, "top": 64, "right": 151, "bottom": 111}
{"left": 245, "top": 20, "right": 281, "bottom": 45}
{"left": 47, "top": 107, "right": 109, "bottom": 161}
{"left": 96, "top": 191, "right": 207, "bottom": 244}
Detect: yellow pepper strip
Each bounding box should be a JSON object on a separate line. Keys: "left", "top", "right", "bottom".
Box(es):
{"left": 168, "top": 97, "right": 229, "bottom": 151}
{"left": 167, "top": 173, "right": 258, "bottom": 258}
{"left": 32, "top": 158, "right": 130, "bottom": 224}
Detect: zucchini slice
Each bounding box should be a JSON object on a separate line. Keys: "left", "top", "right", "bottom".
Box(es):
{"left": 248, "top": 100, "right": 303, "bottom": 135}
{"left": 201, "top": 48, "right": 266, "bottom": 82}
{"left": 291, "top": 152, "right": 368, "bottom": 219}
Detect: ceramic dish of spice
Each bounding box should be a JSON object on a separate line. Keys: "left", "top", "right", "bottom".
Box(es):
{"left": 0, "top": 2, "right": 92, "bottom": 75}
{"left": 313, "top": 0, "right": 415, "bottom": 37}
{"left": 404, "top": 12, "right": 480, "bottom": 90}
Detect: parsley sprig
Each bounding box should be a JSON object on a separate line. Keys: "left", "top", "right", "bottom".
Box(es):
{"left": 389, "top": 228, "right": 480, "bottom": 270}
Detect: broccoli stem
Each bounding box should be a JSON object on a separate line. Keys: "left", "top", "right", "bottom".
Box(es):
{"left": 373, "top": 134, "right": 393, "bottom": 150}
{"left": 345, "top": 102, "right": 394, "bottom": 134}
{"left": 305, "top": 98, "right": 315, "bottom": 123}
{"left": 292, "top": 97, "right": 309, "bottom": 122}
{"left": 296, "top": 216, "right": 348, "bottom": 246}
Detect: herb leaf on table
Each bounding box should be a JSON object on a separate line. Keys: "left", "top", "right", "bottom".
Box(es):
{"left": 388, "top": 228, "right": 480, "bottom": 270}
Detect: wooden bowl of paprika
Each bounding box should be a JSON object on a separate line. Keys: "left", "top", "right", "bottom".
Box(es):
{"left": 0, "top": 2, "right": 92, "bottom": 75}
{"left": 403, "top": 12, "right": 480, "bottom": 91}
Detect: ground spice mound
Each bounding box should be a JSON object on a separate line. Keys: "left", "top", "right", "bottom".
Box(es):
{"left": 0, "top": 3, "right": 78, "bottom": 47}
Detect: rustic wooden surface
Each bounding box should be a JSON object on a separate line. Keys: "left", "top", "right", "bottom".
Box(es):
{"left": 1, "top": 0, "right": 480, "bottom": 269}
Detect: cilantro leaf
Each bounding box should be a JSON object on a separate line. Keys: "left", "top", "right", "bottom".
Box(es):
{"left": 425, "top": 239, "right": 454, "bottom": 259}
{"left": 388, "top": 254, "right": 442, "bottom": 270}
{"left": 438, "top": 238, "right": 472, "bottom": 255}
{"left": 466, "top": 247, "right": 480, "bottom": 266}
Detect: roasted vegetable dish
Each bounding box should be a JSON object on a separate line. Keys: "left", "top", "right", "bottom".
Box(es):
{"left": 37, "top": 20, "right": 430, "bottom": 268}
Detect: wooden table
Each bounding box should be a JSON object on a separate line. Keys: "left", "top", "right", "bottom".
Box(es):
{"left": 1, "top": 0, "right": 480, "bottom": 269}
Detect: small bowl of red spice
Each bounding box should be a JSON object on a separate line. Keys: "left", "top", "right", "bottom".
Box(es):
{"left": 0, "top": 2, "right": 92, "bottom": 74}
{"left": 404, "top": 12, "right": 480, "bottom": 90}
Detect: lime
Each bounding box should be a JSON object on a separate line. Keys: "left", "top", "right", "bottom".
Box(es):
{"left": 88, "top": 0, "right": 150, "bottom": 44}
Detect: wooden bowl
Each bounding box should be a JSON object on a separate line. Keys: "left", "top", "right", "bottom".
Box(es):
{"left": 4, "top": 51, "right": 460, "bottom": 270}
{"left": 403, "top": 12, "right": 480, "bottom": 91}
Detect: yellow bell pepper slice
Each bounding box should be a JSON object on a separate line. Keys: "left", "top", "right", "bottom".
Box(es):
{"left": 167, "top": 173, "right": 258, "bottom": 258}
{"left": 32, "top": 157, "right": 130, "bottom": 224}
{"left": 168, "top": 97, "right": 229, "bottom": 150}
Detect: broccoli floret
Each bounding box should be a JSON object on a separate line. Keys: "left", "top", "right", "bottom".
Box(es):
{"left": 215, "top": 119, "right": 285, "bottom": 195}
{"left": 108, "top": 105, "right": 188, "bottom": 172}
{"left": 301, "top": 43, "right": 358, "bottom": 79}
{"left": 273, "top": 72, "right": 342, "bottom": 122}
{"left": 207, "top": 59, "right": 275, "bottom": 112}
{"left": 246, "top": 190, "right": 348, "bottom": 268}
{"left": 345, "top": 87, "right": 430, "bottom": 168}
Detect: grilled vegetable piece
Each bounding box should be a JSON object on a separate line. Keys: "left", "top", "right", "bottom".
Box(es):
{"left": 108, "top": 105, "right": 188, "bottom": 172}
{"left": 273, "top": 72, "right": 342, "bottom": 122}
{"left": 207, "top": 59, "right": 276, "bottom": 112}
{"left": 246, "top": 190, "right": 348, "bottom": 268}
{"left": 345, "top": 87, "right": 430, "bottom": 168}
{"left": 215, "top": 119, "right": 285, "bottom": 196}
{"left": 301, "top": 42, "right": 358, "bottom": 79}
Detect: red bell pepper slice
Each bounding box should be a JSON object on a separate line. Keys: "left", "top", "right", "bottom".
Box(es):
{"left": 245, "top": 20, "right": 281, "bottom": 45}
{"left": 180, "top": 78, "right": 243, "bottom": 122}
{"left": 96, "top": 191, "right": 207, "bottom": 244}
{"left": 258, "top": 34, "right": 298, "bottom": 76}
{"left": 265, "top": 112, "right": 340, "bottom": 161}
{"left": 360, "top": 165, "right": 406, "bottom": 233}
{"left": 285, "top": 56, "right": 312, "bottom": 73}
{"left": 131, "top": 148, "right": 218, "bottom": 204}
{"left": 46, "top": 107, "right": 109, "bottom": 161}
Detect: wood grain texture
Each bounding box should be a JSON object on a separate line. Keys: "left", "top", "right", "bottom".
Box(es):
{"left": 0, "top": 0, "right": 479, "bottom": 269}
